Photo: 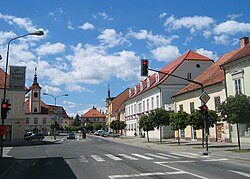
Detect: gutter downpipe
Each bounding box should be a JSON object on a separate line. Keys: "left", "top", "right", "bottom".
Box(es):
{"left": 156, "top": 85, "right": 162, "bottom": 141}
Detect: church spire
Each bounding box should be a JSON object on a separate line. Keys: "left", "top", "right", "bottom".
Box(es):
{"left": 107, "top": 84, "right": 110, "bottom": 98}
{"left": 32, "top": 67, "right": 39, "bottom": 86}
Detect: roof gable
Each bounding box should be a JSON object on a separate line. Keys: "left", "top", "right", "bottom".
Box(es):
{"left": 82, "top": 107, "right": 106, "bottom": 118}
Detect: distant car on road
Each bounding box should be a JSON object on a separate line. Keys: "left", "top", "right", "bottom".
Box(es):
{"left": 101, "top": 131, "right": 111, "bottom": 137}
{"left": 67, "top": 132, "right": 75, "bottom": 139}
{"left": 94, "top": 130, "right": 105, "bottom": 136}
{"left": 25, "top": 133, "right": 44, "bottom": 141}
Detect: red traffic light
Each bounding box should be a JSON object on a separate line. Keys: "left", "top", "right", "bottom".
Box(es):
{"left": 1, "top": 103, "right": 7, "bottom": 109}
{"left": 143, "top": 60, "right": 148, "bottom": 65}
{"left": 203, "top": 105, "right": 208, "bottom": 111}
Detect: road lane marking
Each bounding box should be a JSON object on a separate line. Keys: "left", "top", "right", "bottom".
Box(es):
{"left": 79, "top": 155, "right": 88, "bottom": 163}
{"left": 105, "top": 154, "right": 123, "bottom": 161}
{"left": 108, "top": 171, "right": 185, "bottom": 179}
{"left": 131, "top": 153, "right": 154, "bottom": 160}
{"left": 156, "top": 153, "right": 180, "bottom": 159}
{"left": 202, "top": 158, "right": 228, "bottom": 162}
{"left": 98, "top": 139, "right": 102, "bottom": 141}
{"left": 91, "top": 155, "right": 105, "bottom": 162}
{"left": 145, "top": 153, "right": 169, "bottom": 159}
{"left": 229, "top": 170, "right": 250, "bottom": 178}
{"left": 180, "top": 152, "right": 210, "bottom": 158}
{"left": 118, "top": 154, "right": 139, "bottom": 160}
{"left": 170, "top": 152, "right": 198, "bottom": 158}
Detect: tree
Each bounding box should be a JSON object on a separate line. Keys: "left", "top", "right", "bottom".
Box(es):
{"left": 219, "top": 95, "right": 250, "bottom": 150}
{"left": 170, "top": 111, "right": 189, "bottom": 145}
{"left": 110, "top": 120, "right": 127, "bottom": 136}
{"left": 86, "top": 123, "right": 94, "bottom": 132}
{"left": 149, "top": 108, "right": 170, "bottom": 143}
{"left": 93, "top": 123, "right": 102, "bottom": 131}
{"left": 73, "top": 114, "right": 81, "bottom": 126}
{"left": 50, "top": 121, "right": 60, "bottom": 140}
{"left": 139, "top": 114, "right": 154, "bottom": 142}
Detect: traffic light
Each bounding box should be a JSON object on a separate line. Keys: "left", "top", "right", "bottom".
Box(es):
{"left": 1, "top": 100, "right": 11, "bottom": 119}
{"left": 141, "top": 59, "right": 148, "bottom": 76}
{"left": 199, "top": 104, "right": 208, "bottom": 116}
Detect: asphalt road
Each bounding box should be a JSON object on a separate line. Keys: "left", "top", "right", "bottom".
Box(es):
{"left": 4, "top": 135, "right": 250, "bottom": 179}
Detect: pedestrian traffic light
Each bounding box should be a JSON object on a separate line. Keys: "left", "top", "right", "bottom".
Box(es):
{"left": 1, "top": 101, "right": 11, "bottom": 119}
{"left": 141, "top": 59, "right": 148, "bottom": 76}
{"left": 199, "top": 104, "right": 208, "bottom": 116}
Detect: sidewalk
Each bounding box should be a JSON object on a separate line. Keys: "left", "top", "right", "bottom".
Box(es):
{"left": 102, "top": 136, "right": 250, "bottom": 162}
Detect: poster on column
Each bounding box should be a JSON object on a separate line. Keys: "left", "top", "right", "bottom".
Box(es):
{"left": 9, "top": 66, "right": 26, "bottom": 91}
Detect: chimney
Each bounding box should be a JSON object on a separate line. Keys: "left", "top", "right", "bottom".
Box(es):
{"left": 240, "top": 37, "right": 249, "bottom": 49}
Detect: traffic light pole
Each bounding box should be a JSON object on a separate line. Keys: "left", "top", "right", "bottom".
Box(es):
{"left": 148, "top": 68, "right": 208, "bottom": 153}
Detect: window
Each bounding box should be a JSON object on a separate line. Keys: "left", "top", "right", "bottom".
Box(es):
{"left": 26, "top": 118, "right": 29, "bottom": 124}
{"left": 156, "top": 74, "right": 159, "bottom": 83}
{"left": 156, "top": 95, "right": 159, "bottom": 108}
{"left": 34, "top": 92, "right": 38, "bottom": 98}
{"left": 187, "top": 73, "right": 192, "bottom": 80}
{"left": 34, "top": 118, "right": 38, "bottom": 124}
{"left": 234, "top": 78, "right": 242, "bottom": 95}
{"left": 147, "top": 99, "right": 149, "bottom": 111}
{"left": 179, "top": 104, "right": 183, "bottom": 112}
{"left": 138, "top": 103, "right": 142, "bottom": 113}
{"left": 43, "top": 118, "right": 46, "bottom": 124}
{"left": 151, "top": 97, "right": 154, "bottom": 110}
{"left": 190, "top": 102, "right": 195, "bottom": 113}
{"left": 143, "top": 101, "right": 145, "bottom": 112}
{"left": 214, "top": 96, "right": 221, "bottom": 112}
{"left": 134, "top": 104, "right": 136, "bottom": 114}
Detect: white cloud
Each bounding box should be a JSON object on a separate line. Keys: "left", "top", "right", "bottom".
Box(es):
{"left": 36, "top": 42, "right": 66, "bottom": 56}
{"left": 98, "top": 12, "right": 114, "bottom": 20}
{"left": 65, "top": 84, "right": 94, "bottom": 93}
{"left": 213, "top": 20, "right": 250, "bottom": 35}
{"left": 195, "top": 48, "right": 218, "bottom": 61}
{"left": 151, "top": 45, "right": 180, "bottom": 62}
{"left": 227, "top": 13, "right": 243, "bottom": 20}
{"left": 159, "top": 12, "right": 167, "bottom": 19}
{"left": 128, "top": 29, "right": 179, "bottom": 47}
{"left": 79, "top": 22, "right": 94, "bottom": 30}
{"left": 42, "top": 85, "right": 62, "bottom": 94}
{"left": 98, "top": 29, "right": 127, "bottom": 48}
{"left": 164, "top": 15, "right": 214, "bottom": 33}
{"left": 0, "top": 31, "right": 16, "bottom": 45}
{"left": 214, "top": 34, "right": 230, "bottom": 45}
{"left": 203, "top": 30, "right": 212, "bottom": 38}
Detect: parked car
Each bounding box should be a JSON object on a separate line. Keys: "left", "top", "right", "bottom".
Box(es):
{"left": 94, "top": 130, "right": 105, "bottom": 136}
{"left": 25, "top": 133, "right": 44, "bottom": 141}
{"left": 67, "top": 132, "right": 75, "bottom": 139}
{"left": 24, "top": 131, "right": 33, "bottom": 138}
{"left": 101, "top": 131, "right": 112, "bottom": 137}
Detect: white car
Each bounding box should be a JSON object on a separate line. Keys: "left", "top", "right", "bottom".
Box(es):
{"left": 94, "top": 130, "right": 105, "bottom": 136}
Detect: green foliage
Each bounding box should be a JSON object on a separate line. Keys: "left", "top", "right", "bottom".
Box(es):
{"left": 170, "top": 111, "right": 189, "bottom": 131}
{"left": 219, "top": 95, "right": 250, "bottom": 124}
{"left": 149, "top": 108, "right": 170, "bottom": 128}
{"left": 187, "top": 110, "right": 204, "bottom": 130}
{"left": 110, "top": 120, "right": 127, "bottom": 131}
{"left": 139, "top": 115, "right": 154, "bottom": 132}
{"left": 86, "top": 123, "right": 94, "bottom": 132}
{"left": 93, "top": 123, "right": 102, "bottom": 131}
{"left": 73, "top": 114, "right": 81, "bottom": 126}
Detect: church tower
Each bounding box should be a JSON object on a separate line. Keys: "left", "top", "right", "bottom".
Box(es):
{"left": 29, "top": 68, "right": 42, "bottom": 114}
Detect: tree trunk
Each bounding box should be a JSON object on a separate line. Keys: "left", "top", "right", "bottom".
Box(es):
{"left": 236, "top": 123, "right": 241, "bottom": 150}
{"left": 147, "top": 131, "right": 149, "bottom": 142}
{"left": 160, "top": 126, "right": 162, "bottom": 144}
{"left": 178, "top": 130, "right": 180, "bottom": 145}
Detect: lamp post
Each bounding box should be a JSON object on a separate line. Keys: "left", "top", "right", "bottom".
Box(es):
{"left": 42, "top": 93, "right": 68, "bottom": 140}
{"left": 0, "top": 31, "right": 44, "bottom": 158}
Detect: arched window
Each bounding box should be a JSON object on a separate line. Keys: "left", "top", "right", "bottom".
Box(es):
{"left": 34, "top": 92, "right": 38, "bottom": 98}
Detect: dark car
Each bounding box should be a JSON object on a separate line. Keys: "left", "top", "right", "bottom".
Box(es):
{"left": 25, "top": 133, "right": 44, "bottom": 141}
{"left": 67, "top": 132, "right": 75, "bottom": 139}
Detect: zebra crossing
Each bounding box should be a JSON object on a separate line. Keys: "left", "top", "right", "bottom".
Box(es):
{"left": 64, "top": 152, "right": 217, "bottom": 164}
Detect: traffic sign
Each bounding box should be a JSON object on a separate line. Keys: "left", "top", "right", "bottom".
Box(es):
{"left": 199, "top": 91, "right": 210, "bottom": 104}
{"left": 0, "top": 125, "right": 7, "bottom": 135}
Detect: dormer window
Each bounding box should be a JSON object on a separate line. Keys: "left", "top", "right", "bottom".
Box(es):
{"left": 140, "top": 82, "right": 143, "bottom": 91}
{"left": 129, "top": 89, "right": 132, "bottom": 97}
{"left": 134, "top": 86, "right": 137, "bottom": 94}
{"left": 147, "top": 78, "right": 150, "bottom": 88}
{"left": 156, "top": 73, "right": 159, "bottom": 83}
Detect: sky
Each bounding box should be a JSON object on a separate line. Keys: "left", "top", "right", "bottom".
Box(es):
{"left": 0, "top": 0, "right": 250, "bottom": 117}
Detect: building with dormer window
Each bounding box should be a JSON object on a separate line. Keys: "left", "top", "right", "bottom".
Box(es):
{"left": 125, "top": 50, "right": 214, "bottom": 139}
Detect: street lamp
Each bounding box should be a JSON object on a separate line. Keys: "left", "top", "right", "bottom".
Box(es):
{"left": 1, "top": 31, "right": 44, "bottom": 158}
{"left": 42, "top": 93, "right": 68, "bottom": 140}
{"left": 42, "top": 93, "right": 69, "bottom": 106}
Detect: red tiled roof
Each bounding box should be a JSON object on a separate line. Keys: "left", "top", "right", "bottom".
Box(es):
{"left": 222, "top": 43, "right": 250, "bottom": 66}
{"left": 0, "top": 68, "right": 9, "bottom": 89}
{"left": 48, "top": 105, "right": 70, "bottom": 118}
{"left": 25, "top": 98, "right": 50, "bottom": 114}
{"left": 111, "top": 88, "right": 129, "bottom": 116}
{"left": 173, "top": 48, "right": 241, "bottom": 97}
{"left": 82, "top": 107, "right": 106, "bottom": 118}
{"left": 127, "top": 50, "right": 213, "bottom": 101}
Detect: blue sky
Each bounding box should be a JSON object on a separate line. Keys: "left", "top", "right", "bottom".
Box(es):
{"left": 0, "top": 0, "right": 250, "bottom": 117}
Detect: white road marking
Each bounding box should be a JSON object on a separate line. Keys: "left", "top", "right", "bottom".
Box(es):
{"left": 145, "top": 153, "right": 169, "bottom": 159}
{"left": 105, "top": 154, "right": 123, "bottom": 161}
{"left": 202, "top": 158, "right": 228, "bottom": 162}
{"left": 79, "top": 155, "right": 88, "bottom": 163}
{"left": 180, "top": 152, "right": 210, "bottom": 158}
{"left": 118, "top": 154, "right": 139, "bottom": 160}
{"left": 229, "top": 170, "right": 250, "bottom": 178}
{"left": 156, "top": 153, "right": 180, "bottom": 159}
{"left": 91, "top": 155, "right": 105, "bottom": 162}
{"left": 98, "top": 139, "right": 102, "bottom": 141}
{"left": 3, "top": 147, "right": 12, "bottom": 157}
{"left": 131, "top": 153, "right": 154, "bottom": 160}
{"left": 156, "top": 160, "right": 195, "bottom": 164}
{"left": 170, "top": 152, "right": 198, "bottom": 158}
{"left": 87, "top": 138, "right": 92, "bottom": 141}
{"left": 108, "top": 171, "right": 185, "bottom": 179}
